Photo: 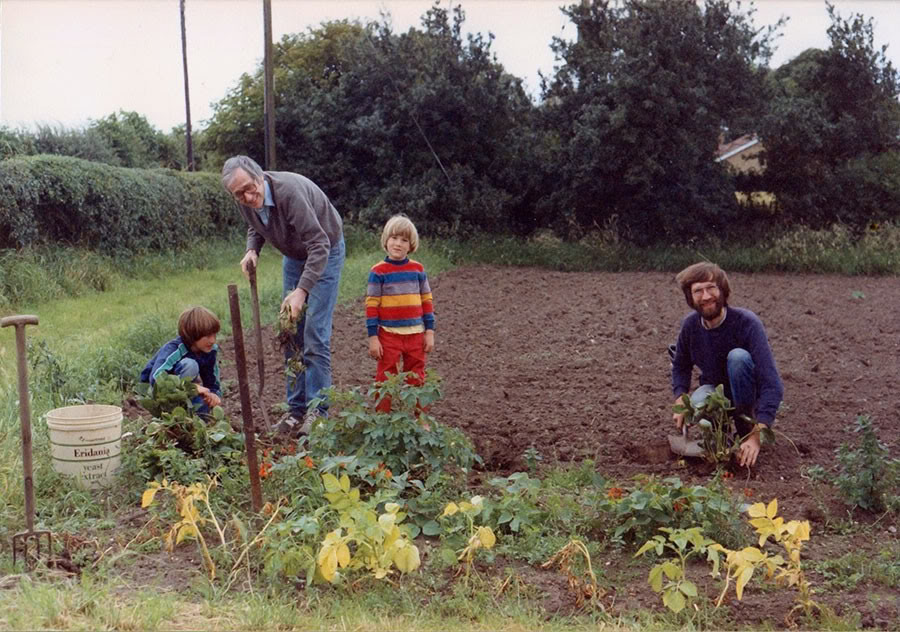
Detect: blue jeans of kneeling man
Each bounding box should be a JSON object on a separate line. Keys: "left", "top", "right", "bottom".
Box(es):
{"left": 689, "top": 348, "right": 756, "bottom": 435}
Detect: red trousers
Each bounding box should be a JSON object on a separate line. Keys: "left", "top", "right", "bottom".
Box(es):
{"left": 375, "top": 330, "right": 426, "bottom": 413}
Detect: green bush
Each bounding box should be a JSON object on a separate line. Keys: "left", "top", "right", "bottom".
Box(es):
{"left": 0, "top": 154, "right": 239, "bottom": 250}
{"left": 596, "top": 475, "right": 749, "bottom": 549}
{"left": 308, "top": 372, "right": 482, "bottom": 479}
{"left": 832, "top": 415, "right": 900, "bottom": 513}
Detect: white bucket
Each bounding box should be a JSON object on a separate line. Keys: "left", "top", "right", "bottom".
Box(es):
{"left": 46, "top": 404, "right": 122, "bottom": 489}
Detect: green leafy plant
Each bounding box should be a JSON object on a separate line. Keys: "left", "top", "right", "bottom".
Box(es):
{"left": 597, "top": 476, "right": 747, "bottom": 547}
{"left": 522, "top": 446, "right": 543, "bottom": 472}
{"left": 308, "top": 371, "right": 481, "bottom": 478}
{"left": 636, "top": 527, "right": 721, "bottom": 614}
{"left": 832, "top": 415, "right": 900, "bottom": 512}
{"left": 486, "top": 472, "right": 546, "bottom": 535}
{"left": 131, "top": 375, "right": 244, "bottom": 482}
{"left": 136, "top": 372, "right": 197, "bottom": 417}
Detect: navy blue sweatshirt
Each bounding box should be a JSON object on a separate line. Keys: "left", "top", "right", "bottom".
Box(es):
{"left": 671, "top": 307, "right": 783, "bottom": 425}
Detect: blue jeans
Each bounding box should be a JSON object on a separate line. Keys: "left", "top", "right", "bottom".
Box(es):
{"left": 174, "top": 358, "right": 209, "bottom": 415}
{"left": 690, "top": 348, "right": 756, "bottom": 434}
{"left": 282, "top": 238, "right": 345, "bottom": 416}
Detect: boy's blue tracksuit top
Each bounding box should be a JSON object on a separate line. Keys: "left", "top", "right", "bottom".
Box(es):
{"left": 139, "top": 336, "right": 221, "bottom": 394}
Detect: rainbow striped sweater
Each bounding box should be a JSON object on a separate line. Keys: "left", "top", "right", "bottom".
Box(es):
{"left": 366, "top": 257, "right": 435, "bottom": 337}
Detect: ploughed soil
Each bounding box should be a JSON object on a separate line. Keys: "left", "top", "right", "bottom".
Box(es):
{"left": 170, "top": 267, "right": 900, "bottom": 626}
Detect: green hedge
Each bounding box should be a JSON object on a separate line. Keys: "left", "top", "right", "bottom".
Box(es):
{"left": 0, "top": 155, "right": 239, "bottom": 251}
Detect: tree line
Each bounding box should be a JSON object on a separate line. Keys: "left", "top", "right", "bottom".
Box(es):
{"left": 2, "top": 0, "right": 898, "bottom": 246}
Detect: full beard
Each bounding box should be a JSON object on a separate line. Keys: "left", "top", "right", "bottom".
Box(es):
{"left": 696, "top": 295, "right": 725, "bottom": 322}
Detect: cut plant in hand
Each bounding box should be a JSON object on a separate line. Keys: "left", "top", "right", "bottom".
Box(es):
{"left": 276, "top": 303, "right": 307, "bottom": 384}
{"left": 673, "top": 385, "right": 760, "bottom": 466}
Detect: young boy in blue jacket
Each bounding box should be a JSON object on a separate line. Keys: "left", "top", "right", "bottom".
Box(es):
{"left": 140, "top": 306, "right": 222, "bottom": 414}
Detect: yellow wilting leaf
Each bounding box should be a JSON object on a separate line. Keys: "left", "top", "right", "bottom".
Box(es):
{"left": 176, "top": 523, "right": 198, "bottom": 545}
{"left": 747, "top": 502, "right": 766, "bottom": 518}
{"left": 141, "top": 486, "right": 159, "bottom": 508}
{"left": 337, "top": 542, "right": 351, "bottom": 568}
{"left": 477, "top": 526, "right": 496, "bottom": 549}
{"left": 736, "top": 565, "right": 754, "bottom": 600}
{"left": 374, "top": 568, "right": 388, "bottom": 579}
{"left": 441, "top": 502, "right": 459, "bottom": 517}
{"left": 322, "top": 472, "right": 341, "bottom": 493}
{"left": 339, "top": 473, "right": 350, "bottom": 492}
{"left": 393, "top": 543, "right": 421, "bottom": 573}
{"left": 319, "top": 548, "right": 337, "bottom": 583}
{"left": 766, "top": 498, "right": 778, "bottom": 519}
{"left": 378, "top": 512, "right": 397, "bottom": 533}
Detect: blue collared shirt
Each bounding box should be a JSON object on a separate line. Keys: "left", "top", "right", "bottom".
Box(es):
{"left": 258, "top": 181, "right": 274, "bottom": 226}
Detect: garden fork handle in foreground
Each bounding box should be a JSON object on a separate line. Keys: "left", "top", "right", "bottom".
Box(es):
{"left": 1, "top": 315, "right": 39, "bottom": 532}
{"left": 2, "top": 314, "right": 52, "bottom": 568}
{"left": 247, "top": 262, "right": 272, "bottom": 432}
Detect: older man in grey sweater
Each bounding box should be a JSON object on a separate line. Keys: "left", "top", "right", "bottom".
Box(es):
{"left": 222, "top": 155, "right": 345, "bottom": 436}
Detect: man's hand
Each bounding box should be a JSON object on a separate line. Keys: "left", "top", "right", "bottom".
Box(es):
{"left": 424, "top": 330, "right": 435, "bottom": 353}
{"left": 672, "top": 395, "right": 686, "bottom": 430}
{"left": 738, "top": 424, "right": 765, "bottom": 468}
{"left": 240, "top": 250, "right": 258, "bottom": 279}
{"left": 368, "top": 336, "right": 383, "bottom": 360}
{"left": 282, "top": 287, "right": 308, "bottom": 320}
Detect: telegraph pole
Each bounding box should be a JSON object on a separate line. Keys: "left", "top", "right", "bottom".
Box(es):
{"left": 180, "top": 0, "right": 194, "bottom": 170}
{"left": 263, "top": 0, "right": 276, "bottom": 169}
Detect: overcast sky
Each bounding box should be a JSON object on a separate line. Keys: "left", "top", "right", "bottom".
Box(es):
{"left": 1, "top": 0, "right": 898, "bottom": 132}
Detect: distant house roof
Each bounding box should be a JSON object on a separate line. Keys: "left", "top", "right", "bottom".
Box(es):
{"left": 715, "top": 134, "right": 760, "bottom": 162}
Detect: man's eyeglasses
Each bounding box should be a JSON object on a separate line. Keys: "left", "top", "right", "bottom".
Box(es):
{"left": 691, "top": 284, "right": 720, "bottom": 298}
{"left": 231, "top": 183, "right": 257, "bottom": 201}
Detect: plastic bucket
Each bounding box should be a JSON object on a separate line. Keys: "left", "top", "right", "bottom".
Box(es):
{"left": 46, "top": 404, "right": 122, "bottom": 489}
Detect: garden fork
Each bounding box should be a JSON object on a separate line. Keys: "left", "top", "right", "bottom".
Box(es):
{"left": 1, "top": 315, "right": 53, "bottom": 568}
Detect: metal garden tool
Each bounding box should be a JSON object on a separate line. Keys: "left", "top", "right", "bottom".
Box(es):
{"left": 668, "top": 424, "right": 704, "bottom": 458}
{"left": 247, "top": 262, "right": 272, "bottom": 433}
{"left": 1, "top": 315, "right": 53, "bottom": 568}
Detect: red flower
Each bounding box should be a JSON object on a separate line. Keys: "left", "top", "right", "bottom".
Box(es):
{"left": 304, "top": 455, "right": 315, "bottom": 469}
{"left": 673, "top": 500, "right": 685, "bottom": 512}
{"left": 259, "top": 461, "right": 272, "bottom": 479}
{"left": 607, "top": 487, "right": 625, "bottom": 500}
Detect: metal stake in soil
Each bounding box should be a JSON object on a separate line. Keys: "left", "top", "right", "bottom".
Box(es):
{"left": 1, "top": 315, "right": 53, "bottom": 568}
{"left": 228, "top": 284, "right": 264, "bottom": 513}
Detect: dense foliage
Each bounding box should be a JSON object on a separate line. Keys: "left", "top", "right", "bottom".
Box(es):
{"left": 1, "top": 110, "right": 192, "bottom": 169}
{"left": 539, "top": 0, "right": 776, "bottom": 243}
{"left": 201, "top": 7, "right": 536, "bottom": 237}
{"left": 752, "top": 5, "right": 900, "bottom": 231}
{"left": 0, "top": 154, "right": 239, "bottom": 250}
